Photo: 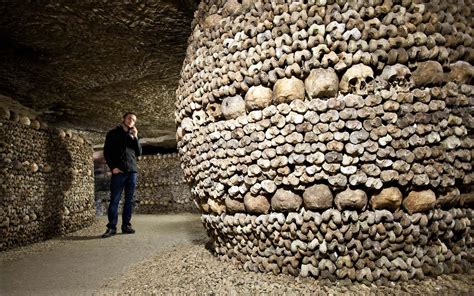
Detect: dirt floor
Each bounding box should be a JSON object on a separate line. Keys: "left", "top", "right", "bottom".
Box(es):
{"left": 0, "top": 214, "right": 205, "bottom": 295}
{"left": 1, "top": 214, "right": 473, "bottom": 295}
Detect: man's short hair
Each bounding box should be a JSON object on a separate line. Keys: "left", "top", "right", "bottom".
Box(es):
{"left": 123, "top": 112, "right": 136, "bottom": 119}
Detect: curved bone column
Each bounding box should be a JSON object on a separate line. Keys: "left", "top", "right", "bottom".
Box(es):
{"left": 176, "top": 0, "right": 474, "bottom": 281}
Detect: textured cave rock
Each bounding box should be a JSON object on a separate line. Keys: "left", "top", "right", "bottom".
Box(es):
{"left": 0, "top": 1, "right": 198, "bottom": 146}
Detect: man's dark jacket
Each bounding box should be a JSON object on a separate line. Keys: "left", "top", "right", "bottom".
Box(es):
{"left": 103, "top": 125, "right": 142, "bottom": 173}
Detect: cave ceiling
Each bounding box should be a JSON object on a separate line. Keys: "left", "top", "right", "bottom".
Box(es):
{"left": 0, "top": 1, "right": 198, "bottom": 148}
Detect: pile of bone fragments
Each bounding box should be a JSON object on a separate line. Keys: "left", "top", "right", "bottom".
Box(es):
{"left": 176, "top": 0, "right": 474, "bottom": 282}
{"left": 0, "top": 106, "right": 95, "bottom": 251}
{"left": 135, "top": 154, "right": 194, "bottom": 213}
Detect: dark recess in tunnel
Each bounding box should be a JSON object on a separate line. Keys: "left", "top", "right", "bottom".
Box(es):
{"left": 141, "top": 144, "right": 178, "bottom": 155}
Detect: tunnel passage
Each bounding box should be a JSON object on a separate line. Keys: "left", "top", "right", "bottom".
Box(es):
{"left": 176, "top": 0, "right": 474, "bottom": 282}
{"left": 94, "top": 146, "right": 194, "bottom": 215}
{"left": 135, "top": 153, "right": 195, "bottom": 214}
{"left": 0, "top": 1, "right": 199, "bottom": 251}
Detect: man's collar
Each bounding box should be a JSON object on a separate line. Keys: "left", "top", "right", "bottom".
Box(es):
{"left": 120, "top": 123, "right": 129, "bottom": 131}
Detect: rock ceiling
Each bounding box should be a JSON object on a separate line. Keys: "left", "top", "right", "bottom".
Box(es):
{"left": 0, "top": 1, "right": 198, "bottom": 148}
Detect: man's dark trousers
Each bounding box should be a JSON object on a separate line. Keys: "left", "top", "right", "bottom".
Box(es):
{"left": 107, "top": 172, "right": 137, "bottom": 230}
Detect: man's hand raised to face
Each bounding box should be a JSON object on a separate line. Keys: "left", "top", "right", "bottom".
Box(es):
{"left": 130, "top": 126, "right": 138, "bottom": 138}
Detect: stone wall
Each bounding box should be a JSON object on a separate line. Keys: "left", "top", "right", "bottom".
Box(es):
{"left": 176, "top": 0, "right": 474, "bottom": 282}
{"left": 0, "top": 109, "right": 95, "bottom": 251}
{"left": 135, "top": 154, "right": 195, "bottom": 213}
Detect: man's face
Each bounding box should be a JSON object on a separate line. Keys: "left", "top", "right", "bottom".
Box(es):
{"left": 123, "top": 114, "right": 137, "bottom": 128}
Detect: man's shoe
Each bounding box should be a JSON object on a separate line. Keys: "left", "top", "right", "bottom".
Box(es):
{"left": 102, "top": 228, "right": 116, "bottom": 238}
{"left": 122, "top": 225, "right": 135, "bottom": 234}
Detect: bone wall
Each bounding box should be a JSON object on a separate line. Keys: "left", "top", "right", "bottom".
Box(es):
{"left": 0, "top": 109, "right": 95, "bottom": 251}
{"left": 176, "top": 0, "right": 474, "bottom": 281}
{"left": 204, "top": 208, "right": 473, "bottom": 282}
{"left": 135, "top": 154, "right": 195, "bottom": 213}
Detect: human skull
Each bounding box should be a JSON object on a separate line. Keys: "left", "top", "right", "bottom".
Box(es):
{"left": 192, "top": 110, "right": 207, "bottom": 126}
{"left": 206, "top": 103, "right": 222, "bottom": 120}
{"left": 222, "top": 0, "right": 256, "bottom": 17}
{"left": 245, "top": 85, "right": 272, "bottom": 111}
{"left": 381, "top": 64, "right": 414, "bottom": 92}
{"left": 222, "top": 0, "right": 242, "bottom": 17}
{"left": 273, "top": 77, "right": 305, "bottom": 104}
{"left": 366, "top": 75, "right": 390, "bottom": 93}
{"left": 222, "top": 95, "right": 246, "bottom": 119}
{"left": 412, "top": 60, "right": 444, "bottom": 87}
{"left": 305, "top": 68, "right": 339, "bottom": 99}
{"left": 339, "top": 64, "right": 374, "bottom": 95}
{"left": 202, "top": 13, "right": 222, "bottom": 29}
{"left": 447, "top": 61, "right": 474, "bottom": 84}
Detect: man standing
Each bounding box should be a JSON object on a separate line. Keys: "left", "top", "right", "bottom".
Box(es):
{"left": 102, "top": 112, "right": 142, "bottom": 238}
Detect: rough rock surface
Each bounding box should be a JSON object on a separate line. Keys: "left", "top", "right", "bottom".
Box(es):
{"left": 0, "top": 1, "right": 197, "bottom": 146}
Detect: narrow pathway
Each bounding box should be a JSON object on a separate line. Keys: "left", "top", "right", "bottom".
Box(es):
{"left": 0, "top": 214, "right": 206, "bottom": 295}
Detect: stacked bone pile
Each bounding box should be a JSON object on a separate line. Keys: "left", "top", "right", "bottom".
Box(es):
{"left": 204, "top": 208, "right": 473, "bottom": 282}
{"left": 175, "top": 0, "right": 474, "bottom": 281}
{"left": 135, "top": 153, "right": 194, "bottom": 213}
{"left": 0, "top": 107, "right": 95, "bottom": 251}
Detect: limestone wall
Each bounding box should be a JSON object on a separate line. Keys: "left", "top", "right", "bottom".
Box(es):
{"left": 176, "top": 0, "right": 474, "bottom": 282}
{"left": 135, "top": 154, "right": 194, "bottom": 213}
{"left": 0, "top": 110, "right": 95, "bottom": 251}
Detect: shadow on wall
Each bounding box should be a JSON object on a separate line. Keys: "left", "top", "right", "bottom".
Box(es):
{"left": 42, "top": 130, "right": 73, "bottom": 238}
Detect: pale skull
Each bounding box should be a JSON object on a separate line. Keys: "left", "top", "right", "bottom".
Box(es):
{"left": 222, "top": 95, "right": 246, "bottom": 119}
{"left": 222, "top": 0, "right": 242, "bottom": 16}
{"left": 181, "top": 117, "right": 194, "bottom": 132}
{"left": 381, "top": 64, "right": 413, "bottom": 92}
{"left": 305, "top": 68, "right": 339, "bottom": 99}
{"left": 447, "top": 61, "right": 474, "bottom": 84}
{"left": 273, "top": 77, "right": 305, "bottom": 104}
{"left": 245, "top": 85, "right": 273, "bottom": 111}
{"left": 222, "top": 0, "right": 256, "bottom": 16}
{"left": 206, "top": 103, "right": 222, "bottom": 120}
{"left": 339, "top": 64, "right": 374, "bottom": 95}
{"left": 366, "top": 75, "right": 390, "bottom": 93}
{"left": 412, "top": 60, "right": 444, "bottom": 87}
{"left": 192, "top": 110, "right": 207, "bottom": 126}
{"left": 203, "top": 14, "right": 222, "bottom": 29}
